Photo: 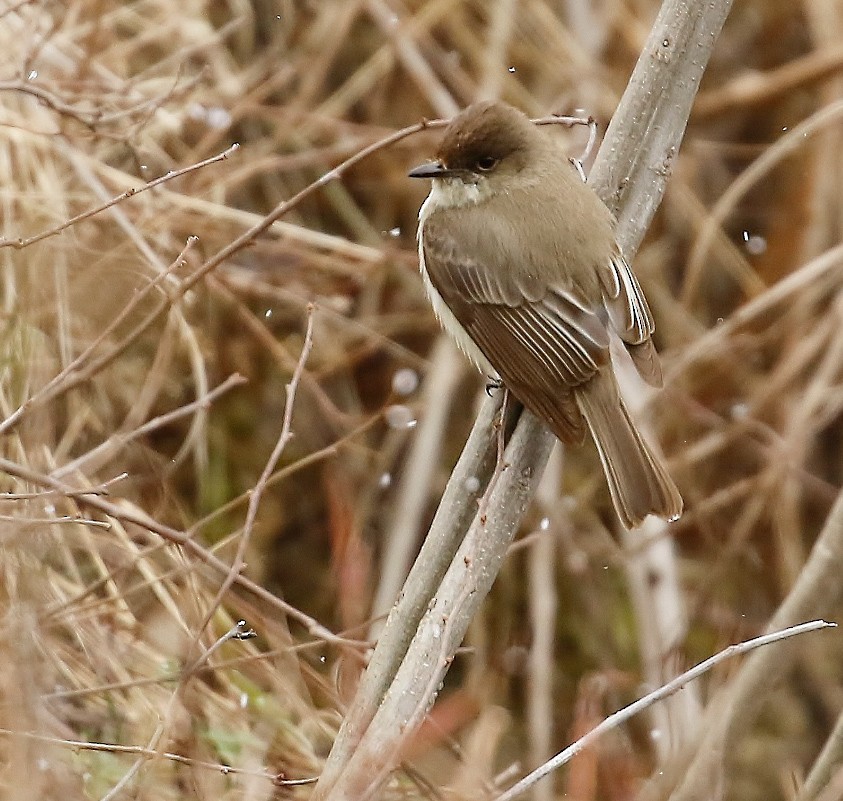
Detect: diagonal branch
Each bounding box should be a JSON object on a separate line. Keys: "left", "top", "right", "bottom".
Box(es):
{"left": 315, "top": 0, "right": 736, "bottom": 798}
{"left": 497, "top": 620, "right": 835, "bottom": 801}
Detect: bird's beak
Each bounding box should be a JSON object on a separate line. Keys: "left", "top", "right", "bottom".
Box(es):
{"left": 408, "top": 161, "right": 454, "bottom": 179}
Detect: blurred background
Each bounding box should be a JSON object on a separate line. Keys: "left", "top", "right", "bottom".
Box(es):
{"left": 1, "top": 1, "right": 843, "bottom": 799}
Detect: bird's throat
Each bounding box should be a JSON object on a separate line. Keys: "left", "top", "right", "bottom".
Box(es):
{"left": 420, "top": 176, "right": 491, "bottom": 214}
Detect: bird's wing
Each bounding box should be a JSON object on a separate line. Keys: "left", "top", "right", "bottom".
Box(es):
{"left": 600, "top": 251, "right": 654, "bottom": 344}
{"left": 421, "top": 220, "right": 611, "bottom": 443}
{"left": 599, "top": 250, "right": 662, "bottom": 386}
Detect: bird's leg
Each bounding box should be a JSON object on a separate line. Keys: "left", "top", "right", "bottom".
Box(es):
{"left": 495, "top": 388, "right": 510, "bottom": 466}
{"left": 485, "top": 376, "right": 503, "bottom": 397}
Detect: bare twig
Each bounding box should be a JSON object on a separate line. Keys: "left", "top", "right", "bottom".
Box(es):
{"left": 495, "top": 621, "right": 836, "bottom": 801}
{"left": 0, "top": 144, "right": 238, "bottom": 249}
{"left": 194, "top": 307, "right": 315, "bottom": 639}
{"left": 0, "top": 473, "right": 126, "bottom": 500}
{"left": 694, "top": 43, "right": 843, "bottom": 118}
{"left": 186, "top": 415, "right": 383, "bottom": 538}
{"left": 322, "top": 411, "right": 556, "bottom": 801}
{"left": 98, "top": 620, "right": 257, "bottom": 801}
{"left": 0, "top": 237, "right": 198, "bottom": 437}
{"left": 314, "top": 391, "right": 510, "bottom": 794}
{"left": 183, "top": 620, "right": 257, "bottom": 675}
{"left": 662, "top": 486, "right": 843, "bottom": 801}
{"left": 370, "top": 338, "right": 465, "bottom": 634}
{"left": 51, "top": 373, "right": 246, "bottom": 479}
{"left": 683, "top": 98, "right": 843, "bottom": 306}
{"left": 0, "top": 514, "right": 111, "bottom": 528}
{"left": 0, "top": 727, "right": 278, "bottom": 783}
{"left": 0, "top": 455, "right": 362, "bottom": 649}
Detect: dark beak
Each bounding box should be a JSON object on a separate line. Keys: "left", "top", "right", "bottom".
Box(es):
{"left": 408, "top": 161, "right": 453, "bottom": 179}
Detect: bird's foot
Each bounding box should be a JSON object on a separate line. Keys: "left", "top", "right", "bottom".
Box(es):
{"left": 485, "top": 377, "right": 503, "bottom": 397}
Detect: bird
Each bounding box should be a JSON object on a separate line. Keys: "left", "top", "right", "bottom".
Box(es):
{"left": 408, "top": 99, "right": 682, "bottom": 528}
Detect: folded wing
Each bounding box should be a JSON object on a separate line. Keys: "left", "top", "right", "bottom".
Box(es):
{"left": 422, "top": 222, "right": 611, "bottom": 443}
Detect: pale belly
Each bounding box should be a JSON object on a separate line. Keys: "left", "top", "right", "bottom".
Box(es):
{"left": 417, "top": 192, "right": 496, "bottom": 376}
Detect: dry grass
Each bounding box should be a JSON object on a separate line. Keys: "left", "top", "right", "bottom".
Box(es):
{"left": 1, "top": 1, "right": 843, "bottom": 799}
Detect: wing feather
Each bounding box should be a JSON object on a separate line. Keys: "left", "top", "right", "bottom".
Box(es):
{"left": 421, "top": 222, "right": 616, "bottom": 442}
{"left": 600, "top": 251, "right": 655, "bottom": 345}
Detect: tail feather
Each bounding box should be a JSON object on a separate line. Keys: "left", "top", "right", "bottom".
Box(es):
{"left": 575, "top": 373, "right": 682, "bottom": 529}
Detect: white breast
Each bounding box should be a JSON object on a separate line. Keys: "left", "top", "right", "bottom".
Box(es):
{"left": 418, "top": 184, "right": 496, "bottom": 376}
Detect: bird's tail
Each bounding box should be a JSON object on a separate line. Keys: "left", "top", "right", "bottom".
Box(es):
{"left": 575, "top": 373, "right": 682, "bottom": 529}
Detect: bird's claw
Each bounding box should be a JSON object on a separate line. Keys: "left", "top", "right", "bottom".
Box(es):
{"left": 485, "top": 377, "right": 503, "bottom": 396}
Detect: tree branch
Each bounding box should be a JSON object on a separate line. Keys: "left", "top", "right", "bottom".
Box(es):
{"left": 315, "top": 0, "right": 736, "bottom": 798}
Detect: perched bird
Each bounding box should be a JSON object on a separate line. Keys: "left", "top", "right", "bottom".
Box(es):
{"left": 408, "top": 100, "right": 682, "bottom": 528}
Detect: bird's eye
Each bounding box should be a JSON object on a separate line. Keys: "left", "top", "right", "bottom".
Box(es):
{"left": 475, "top": 156, "right": 499, "bottom": 172}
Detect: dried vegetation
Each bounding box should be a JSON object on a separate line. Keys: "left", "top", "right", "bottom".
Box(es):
{"left": 1, "top": 1, "right": 843, "bottom": 800}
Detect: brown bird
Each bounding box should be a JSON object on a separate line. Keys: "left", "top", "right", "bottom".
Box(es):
{"left": 408, "top": 100, "right": 682, "bottom": 528}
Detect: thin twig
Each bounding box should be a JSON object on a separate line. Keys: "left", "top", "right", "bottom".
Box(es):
{"left": 0, "top": 238, "right": 198, "bottom": 438}
{"left": 0, "top": 145, "right": 238, "bottom": 249}
{"left": 187, "top": 415, "right": 383, "bottom": 538}
{"left": 495, "top": 620, "right": 836, "bottom": 801}
{"left": 0, "top": 727, "right": 280, "bottom": 783}
{"left": 183, "top": 620, "right": 257, "bottom": 675}
{"left": 98, "top": 620, "right": 257, "bottom": 801}
{"left": 0, "top": 514, "right": 111, "bottom": 528}
{"left": 684, "top": 98, "right": 843, "bottom": 305}
{"left": 0, "top": 455, "right": 364, "bottom": 649}
{"left": 0, "top": 473, "right": 126, "bottom": 499}
{"left": 693, "top": 43, "right": 843, "bottom": 118}
{"left": 51, "top": 373, "right": 247, "bottom": 479}
{"left": 193, "top": 308, "right": 315, "bottom": 639}
{"left": 314, "top": 392, "right": 509, "bottom": 795}
{"left": 321, "top": 412, "right": 556, "bottom": 801}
